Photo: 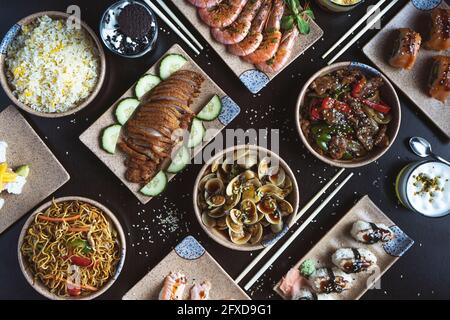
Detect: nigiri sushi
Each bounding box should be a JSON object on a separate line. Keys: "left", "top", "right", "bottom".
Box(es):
{"left": 190, "top": 281, "right": 211, "bottom": 300}
{"left": 389, "top": 28, "right": 422, "bottom": 70}
{"left": 429, "top": 55, "right": 450, "bottom": 102}
{"left": 425, "top": 8, "right": 450, "bottom": 51}
{"left": 308, "top": 267, "right": 353, "bottom": 294}
{"left": 159, "top": 272, "right": 187, "bottom": 300}
{"left": 332, "top": 248, "right": 377, "bottom": 273}
{"left": 351, "top": 220, "right": 394, "bottom": 244}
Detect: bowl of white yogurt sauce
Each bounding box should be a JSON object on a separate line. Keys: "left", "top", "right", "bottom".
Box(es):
{"left": 396, "top": 160, "right": 450, "bottom": 218}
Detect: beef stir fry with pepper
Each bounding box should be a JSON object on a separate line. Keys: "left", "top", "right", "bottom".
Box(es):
{"left": 301, "top": 68, "right": 392, "bottom": 161}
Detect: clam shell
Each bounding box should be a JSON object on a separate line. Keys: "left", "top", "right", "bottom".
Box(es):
{"left": 240, "top": 199, "right": 258, "bottom": 225}
{"left": 229, "top": 209, "right": 244, "bottom": 226}
{"left": 206, "top": 194, "right": 226, "bottom": 207}
{"left": 199, "top": 173, "right": 217, "bottom": 191}
{"left": 269, "top": 167, "right": 286, "bottom": 186}
{"left": 204, "top": 178, "right": 225, "bottom": 195}
{"left": 257, "top": 195, "right": 277, "bottom": 215}
{"left": 215, "top": 216, "right": 228, "bottom": 230}
{"left": 249, "top": 223, "right": 264, "bottom": 244}
{"left": 226, "top": 215, "right": 244, "bottom": 233}
{"left": 202, "top": 212, "right": 217, "bottom": 228}
{"left": 229, "top": 229, "right": 252, "bottom": 245}
{"left": 208, "top": 206, "right": 226, "bottom": 218}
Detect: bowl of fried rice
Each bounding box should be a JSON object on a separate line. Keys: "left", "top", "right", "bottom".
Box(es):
{"left": 0, "top": 11, "right": 106, "bottom": 117}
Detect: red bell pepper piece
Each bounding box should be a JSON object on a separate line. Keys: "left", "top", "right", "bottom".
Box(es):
{"left": 321, "top": 97, "right": 351, "bottom": 114}
{"left": 310, "top": 107, "right": 321, "bottom": 120}
{"left": 362, "top": 99, "right": 391, "bottom": 114}
{"left": 309, "top": 98, "right": 322, "bottom": 120}
{"left": 64, "top": 255, "right": 92, "bottom": 267}
{"left": 351, "top": 78, "right": 366, "bottom": 98}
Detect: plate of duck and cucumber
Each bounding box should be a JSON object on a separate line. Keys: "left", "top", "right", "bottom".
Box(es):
{"left": 296, "top": 62, "right": 401, "bottom": 168}
{"left": 80, "top": 44, "right": 241, "bottom": 204}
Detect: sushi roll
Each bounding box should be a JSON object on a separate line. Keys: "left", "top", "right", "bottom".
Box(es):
{"left": 332, "top": 248, "right": 377, "bottom": 273}
{"left": 425, "top": 8, "right": 450, "bottom": 51}
{"left": 159, "top": 272, "right": 187, "bottom": 300}
{"left": 389, "top": 28, "right": 422, "bottom": 70}
{"left": 351, "top": 220, "right": 394, "bottom": 244}
{"left": 308, "top": 267, "right": 353, "bottom": 294}
{"left": 429, "top": 55, "right": 450, "bottom": 102}
{"left": 190, "top": 281, "right": 211, "bottom": 300}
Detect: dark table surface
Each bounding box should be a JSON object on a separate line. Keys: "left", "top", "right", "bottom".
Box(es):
{"left": 1, "top": 0, "right": 449, "bottom": 300}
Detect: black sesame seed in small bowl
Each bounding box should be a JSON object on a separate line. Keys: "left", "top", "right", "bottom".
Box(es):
{"left": 100, "top": 0, "right": 158, "bottom": 58}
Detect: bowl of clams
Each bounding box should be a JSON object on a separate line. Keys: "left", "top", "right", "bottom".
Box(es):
{"left": 193, "top": 145, "right": 300, "bottom": 251}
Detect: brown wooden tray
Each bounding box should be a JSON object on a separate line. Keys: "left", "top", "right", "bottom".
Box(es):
{"left": 274, "top": 195, "right": 414, "bottom": 300}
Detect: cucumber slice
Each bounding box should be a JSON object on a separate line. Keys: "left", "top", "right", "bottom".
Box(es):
{"left": 115, "top": 98, "right": 140, "bottom": 125}
{"left": 15, "top": 165, "right": 30, "bottom": 178}
{"left": 187, "top": 118, "right": 205, "bottom": 148}
{"left": 167, "top": 146, "right": 190, "bottom": 173}
{"left": 102, "top": 124, "right": 122, "bottom": 154}
{"left": 140, "top": 171, "right": 168, "bottom": 196}
{"left": 197, "top": 95, "right": 222, "bottom": 121}
{"left": 159, "top": 54, "right": 188, "bottom": 80}
{"left": 135, "top": 74, "right": 161, "bottom": 99}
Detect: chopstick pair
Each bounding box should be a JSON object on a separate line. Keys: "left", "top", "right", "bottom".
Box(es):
{"left": 235, "top": 169, "right": 355, "bottom": 290}
{"left": 143, "top": 0, "right": 203, "bottom": 55}
{"left": 323, "top": 0, "right": 400, "bottom": 65}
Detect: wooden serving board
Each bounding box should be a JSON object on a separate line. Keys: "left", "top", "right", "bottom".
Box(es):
{"left": 0, "top": 106, "right": 70, "bottom": 234}
{"left": 363, "top": 2, "right": 450, "bottom": 138}
{"left": 170, "top": 0, "right": 324, "bottom": 94}
{"left": 274, "top": 195, "right": 414, "bottom": 300}
{"left": 79, "top": 44, "right": 241, "bottom": 204}
{"left": 122, "top": 236, "right": 250, "bottom": 300}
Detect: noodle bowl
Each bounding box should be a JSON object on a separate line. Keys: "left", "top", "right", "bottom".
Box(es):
{"left": 18, "top": 197, "right": 126, "bottom": 299}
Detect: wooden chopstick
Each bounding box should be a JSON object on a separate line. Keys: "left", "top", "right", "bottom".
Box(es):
{"left": 322, "top": 0, "right": 387, "bottom": 59}
{"left": 327, "top": 0, "right": 400, "bottom": 65}
{"left": 243, "top": 172, "right": 354, "bottom": 291}
{"left": 235, "top": 168, "right": 345, "bottom": 284}
{"left": 143, "top": 0, "right": 201, "bottom": 55}
{"left": 155, "top": 0, "right": 204, "bottom": 51}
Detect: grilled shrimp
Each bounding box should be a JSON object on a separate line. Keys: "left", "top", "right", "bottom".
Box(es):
{"left": 228, "top": 0, "right": 272, "bottom": 56}
{"left": 187, "top": 0, "right": 222, "bottom": 8}
{"left": 198, "top": 0, "right": 248, "bottom": 28}
{"left": 243, "top": 0, "right": 284, "bottom": 64}
{"left": 211, "top": 0, "right": 263, "bottom": 45}
{"left": 256, "top": 26, "right": 299, "bottom": 73}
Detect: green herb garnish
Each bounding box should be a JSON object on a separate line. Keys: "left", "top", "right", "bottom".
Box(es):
{"left": 281, "top": 0, "right": 315, "bottom": 35}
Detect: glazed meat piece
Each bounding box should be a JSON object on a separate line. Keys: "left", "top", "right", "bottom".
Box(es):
{"left": 389, "top": 28, "right": 422, "bottom": 70}
{"left": 310, "top": 75, "right": 338, "bottom": 96}
{"left": 119, "top": 69, "right": 204, "bottom": 184}
{"left": 328, "top": 135, "right": 348, "bottom": 160}
{"left": 429, "top": 55, "right": 450, "bottom": 103}
{"left": 374, "top": 125, "right": 389, "bottom": 147}
{"left": 425, "top": 8, "right": 450, "bottom": 51}
{"left": 359, "top": 77, "right": 384, "bottom": 99}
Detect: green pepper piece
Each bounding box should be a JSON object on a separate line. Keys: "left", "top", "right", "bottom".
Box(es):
{"left": 342, "top": 152, "right": 353, "bottom": 160}
{"left": 69, "top": 239, "right": 92, "bottom": 254}
{"left": 316, "top": 131, "right": 332, "bottom": 152}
